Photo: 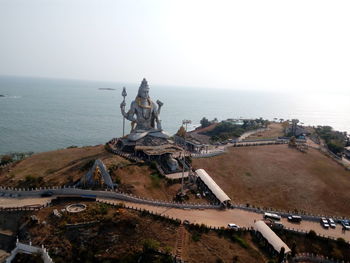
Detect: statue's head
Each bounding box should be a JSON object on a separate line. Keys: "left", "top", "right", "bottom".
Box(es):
{"left": 137, "top": 78, "right": 150, "bottom": 99}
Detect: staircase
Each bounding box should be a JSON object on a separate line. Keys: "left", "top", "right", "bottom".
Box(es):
{"left": 174, "top": 224, "right": 188, "bottom": 262}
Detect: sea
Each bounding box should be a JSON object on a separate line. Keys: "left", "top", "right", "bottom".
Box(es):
{"left": 1, "top": 76, "right": 349, "bottom": 155}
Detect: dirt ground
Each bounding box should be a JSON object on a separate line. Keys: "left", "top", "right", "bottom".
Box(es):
{"left": 186, "top": 231, "right": 266, "bottom": 263}
{"left": 28, "top": 201, "right": 178, "bottom": 262}
{"left": 193, "top": 144, "right": 350, "bottom": 217}
{"left": 0, "top": 145, "right": 204, "bottom": 203}
{"left": 246, "top": 122, "right": 285, "bottom": 140}
{"left": 114, "top": 163, "right": 204, "bottom": 203}
{"left": 0, "top": 145, "right": 111, "bottom": 186}
{"left": 27, "top": 200, "right": 265, "bottom": 263}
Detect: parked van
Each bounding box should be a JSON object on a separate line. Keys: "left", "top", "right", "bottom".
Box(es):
{"left": 264, "top": 212, "right": 281, "bottom": 221}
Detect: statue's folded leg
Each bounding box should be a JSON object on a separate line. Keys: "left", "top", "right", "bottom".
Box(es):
{"left": 127, "top": 131, "right": 150, "bottom": 141}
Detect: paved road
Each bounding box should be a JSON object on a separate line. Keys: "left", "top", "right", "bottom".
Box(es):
{"left": 1, "top": 194, "right": 349, "bottom": 243}
{"left": 99, "top": 198, "right": 350, "bottom": 242}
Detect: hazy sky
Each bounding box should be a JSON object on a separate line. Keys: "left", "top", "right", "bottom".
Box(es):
{"left": 1, "top": 0, "right": 349, "bottom": 93}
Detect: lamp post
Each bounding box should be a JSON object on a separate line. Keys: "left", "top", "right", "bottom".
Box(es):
{"left": 181, "top": 119, "right": 191, "bottom": 195}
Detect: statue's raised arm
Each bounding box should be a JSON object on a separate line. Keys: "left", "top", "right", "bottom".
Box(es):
{"left": 120, "top": 100, "right": 137, "bottom": 122}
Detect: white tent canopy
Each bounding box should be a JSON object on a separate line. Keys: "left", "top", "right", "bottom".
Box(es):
{"left": 254, "top": 220, "right": 291, "bottom": 254}
{"left": 195, "top": 169, "right": 231, "bottom": 204}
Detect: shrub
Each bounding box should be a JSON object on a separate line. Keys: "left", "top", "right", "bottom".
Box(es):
{"left": 99, "top": 203, "right": 108, "bottom": 215}
{"left": 104, "top": 143, "right": 111, "bottom": 152}
{"left": 80, "top": 159, "right": 95, "bottom": 171}
{"left": 307, "top": 230, "right": 317, "bottom": 239}
{"left": 231, "top": 234, "right": 249, "bottom": 249}
{"left": 67, "top": 145, "right": 78, "bottom": 149}
{"left": 114, "top": 176, "right": 121, "bottom": 184}
{"left": 150, "top": 174, "right": 161, "bottom": 188}
{"left": 142, "top": 238, "right": 160, "bottom": 251}
{"left": 164, "top": 246, "right": 173, "bottom": 255}
{"left": 200, "top": 117, "right": 211, "bottom": 128}
{"left": 18, "top": 175, "right": 45, "bottom": 188}
{"left": 331, "top": 247, "right": 344, "bottom": 260}
{"left": 149, "top": 161, "right": 158, "bottom": 170}
{"left": 0, "top": 155, "right": 12, "bottom": 165}
{"left": 191, "top": 231, "right": 201, "bottom": 242}
{"left": 336, "top": 237, "right": 346, "bottom": 246}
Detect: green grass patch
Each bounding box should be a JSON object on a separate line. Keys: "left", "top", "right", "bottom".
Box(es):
{"left": 232, "top": 234, "right": 249, "bottom": 249}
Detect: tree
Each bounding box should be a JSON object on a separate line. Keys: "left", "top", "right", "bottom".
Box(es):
{"left": 242, "top": 120, "right": 249, "bottom": 129}
{"left": 289, "top": 136, "right": 296, "bottom": 147}
{"left": 327, "top": 141, "right": 344, "bottom": 154}
{"left": 291, "top": 242, "right": 297, "bottom": 257}
{"left": 278, "top": 247, "right": 285, "bottom": 263}
{"left": 176, "top": 126, "right": 186, "bottom": 138}
{"left": 307, "top": 230, "right": 317, "bottom": 239}
{"left": 200, "top": 117, "right": 211, "bottom": 128}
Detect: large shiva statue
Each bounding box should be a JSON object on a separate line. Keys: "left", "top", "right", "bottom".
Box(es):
{"left": 120, "top": 78, "right": 169, "bottom": 141}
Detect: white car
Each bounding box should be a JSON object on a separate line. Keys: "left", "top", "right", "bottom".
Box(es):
{"left": 328, "top": 218, "right": 336, "bottom": 228}
{"left": 320, "top": 217, "right": 329, "bottom": 228}
{"left": 228, "top": 223, "right": 240, "bottom": 230}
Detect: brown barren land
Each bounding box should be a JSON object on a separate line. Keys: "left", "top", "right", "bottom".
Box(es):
{"left": 193, "top": 144, "right": 350, "bottom": 217}
{"left": 0, "top": 145, "right": 111, "bottom": 186}
{"left": 0, "top": 145, "right": 200, "bottom": 203}
{"left": 27, "top": 200, "right": 265, "bottom": 263}
{"left": 246, "top": 122, "right": 285, "bottom": 140}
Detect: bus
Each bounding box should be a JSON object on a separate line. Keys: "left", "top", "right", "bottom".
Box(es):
{"left": 264, "top": 212, "right": 281, "bottom": 221}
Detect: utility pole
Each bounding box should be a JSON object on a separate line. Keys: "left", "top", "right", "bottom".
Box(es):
{"left": 181, "top": 119, "right": 191, "bottom": 195}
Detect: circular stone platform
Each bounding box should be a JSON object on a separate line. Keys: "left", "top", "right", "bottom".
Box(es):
{"left": 66, "top": 203, "right": 87, "bottom": 213}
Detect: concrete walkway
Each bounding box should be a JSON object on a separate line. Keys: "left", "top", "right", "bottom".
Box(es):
{"left": 0, "top": 197, "right": 52, "bottom": 208}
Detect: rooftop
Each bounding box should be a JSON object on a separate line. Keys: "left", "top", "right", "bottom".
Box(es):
{"left": 254, "top": 220, "right": 291, "bottom": 254}
{"left": 195, "top": 169, "right": 231, "bottom": 204}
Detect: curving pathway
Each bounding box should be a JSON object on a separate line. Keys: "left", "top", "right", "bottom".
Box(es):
{"left": 0, "top": 189, "right": 349, "bottom": 243}
{"left": 99, "top": 198, "right": 350, "bottom": 243}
